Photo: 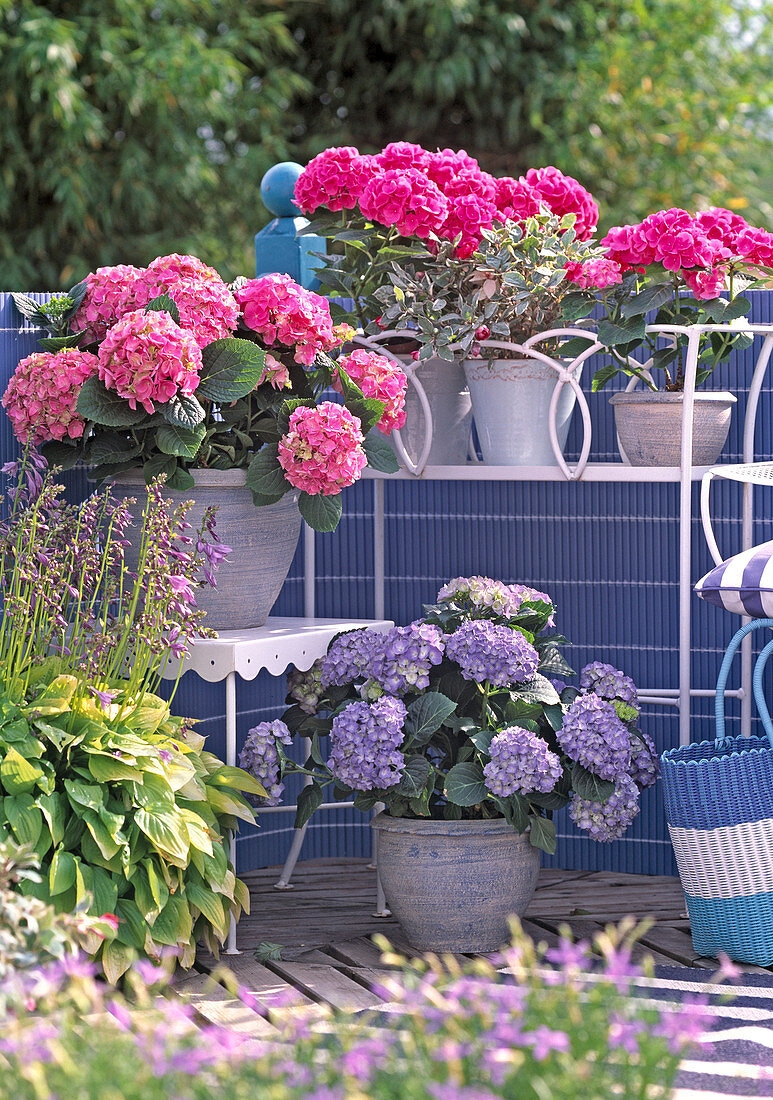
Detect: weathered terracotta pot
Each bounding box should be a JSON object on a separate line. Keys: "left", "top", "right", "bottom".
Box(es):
{"left": 111, "top": 469, "right": 301, "bottom": 631}
{"left": 372, "top": 813, "right": 540, "bottom": 952}
{"left": 609, "top": 390, "right": 737, "bottom": 466}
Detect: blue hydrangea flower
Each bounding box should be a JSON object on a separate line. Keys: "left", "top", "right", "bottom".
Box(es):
{"left": 569, "top": 774, "right": 640, "bottom": 841}
{"left": 238, "top": 719, "right": 293, "bottom": 806}
{"left": 483, "top": 726, "right": 563, "bottom": 797}
{"left": 320, "top": 628, "right": 386, "bottom": 689}
{"left": 557, "top": 694, "right": 632, "bottom": 780}
{"left": 445, "top": 620, "right": 539, "bottom": 687}
{"left": 368, "top": 621, "right": 445, "bottom": 696}
{"left": 629, "top": 729, "right": 659, "bottom": 788}
{"left": 437, "top": 576, "right": 555, "bottom": 623}
{"left": 328, "top": 696, "right": 407, "bottom": 791}
{"left": 580, "top": 661, "right": 638, "bottom": 708}
{"left": 287, "top": 661, "right": 324, "bottom": 714}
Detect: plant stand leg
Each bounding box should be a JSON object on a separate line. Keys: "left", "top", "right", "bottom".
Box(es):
{"left": 274, "top": 736, "right": 312, "bottom": 889}
{"left": 225, "top": 671, "right": 241, "bottom": 955}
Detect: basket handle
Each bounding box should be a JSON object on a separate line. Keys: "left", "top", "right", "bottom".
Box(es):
{"left": 715, "top": 618, "right": 773, "bottom": 746}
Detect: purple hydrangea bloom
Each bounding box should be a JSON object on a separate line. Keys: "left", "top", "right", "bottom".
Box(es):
{"left": 320, "top": 628, "right": 386, "bottom": 688}
{"left": 508, "top": 583, "right": 555, "bottom": 624}
{"left": 328, "top": 696, "right": 407, "bottom": 791}
{"left": 557, "top": 694, "right": 632, "bottom": 780}
{"left": 437, "top": 576, "right": 555, "bottom": 624}
{"left": 629, "top": 729, "right": 659, "bottom": 788}
{"left": 569, "top": 774, "right": 640, "bottom": 841}
{"left": 287, "top": 661, "right": 324, "bottom": 715}
{"left": 368, "top": 621, "right": 444, "bottom": 696}
{"left": 238, "top": 719, "right": 292, "bottom": 805}
{"left": 580, "top": 661, "right": 638, "bottom": 708}
{"left": 445, "top": 620, "right": 539, "bottom": 687}
{"left": 483, "top": 726, "right": 563, "bottom": 797}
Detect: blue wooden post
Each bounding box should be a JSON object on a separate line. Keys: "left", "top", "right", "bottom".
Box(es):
{"left": 255, "top": 162, "right": 325, "bottom": 289}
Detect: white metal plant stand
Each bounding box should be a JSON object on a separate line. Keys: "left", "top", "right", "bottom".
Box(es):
{"left": 162, "top": 612, "right": 392, "bottom": 953}
{"left": 354, "top": 322, "right": 773, "bottom": 749}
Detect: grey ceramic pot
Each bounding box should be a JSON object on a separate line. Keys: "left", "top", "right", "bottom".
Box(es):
{"left": 111, "top": 469, "right": 302, "bottom": 631}
{"left": 372, "top": 813, "right": 540, "bottom": 952}
{"left": 397, "top": 355, "right": 473, "bottom": 466}
{"left": 609, "top": 390, "right": 737, "bottom": 467}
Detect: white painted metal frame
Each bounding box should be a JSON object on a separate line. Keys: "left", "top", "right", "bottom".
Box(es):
{"left": 356, "top": 322, "right": 773, "bottom": 749}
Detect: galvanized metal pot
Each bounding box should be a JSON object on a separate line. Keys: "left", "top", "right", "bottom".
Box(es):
{"left": 609, "top": 390, "right": 737, "bottom": 466}
{"left": 371, "top": 812, "right": 540, "bottom": 952}
{"left": 463, "top": 357, "right": 581, "bottom": 466}
{"left": 111, "top": 469, "right": 302, "bottom": 631}
{"left": 397, "top": 355, "right": 473, "bottom": 466}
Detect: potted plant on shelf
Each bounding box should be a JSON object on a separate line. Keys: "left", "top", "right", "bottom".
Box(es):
{"left": 568, "top": 207, "right": 773, "bottom": 466}
{"left": 6, "top": 257, "right": 405, "bottom": 627}
{"left": 378, "top": 211, "right": 607, "bottom": 466}
{"left": 293, "top": 143, "right": 599, "bottom": 466}
{"left": 0, "top": 457, "right": 265, "bottom": 980}
{"left": 238, "top": 575, "right": 657, "bottom": 952}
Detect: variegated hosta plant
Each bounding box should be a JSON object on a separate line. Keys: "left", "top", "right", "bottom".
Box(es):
{"left": 0, "top": 459, "right": 264, "bottom": 980}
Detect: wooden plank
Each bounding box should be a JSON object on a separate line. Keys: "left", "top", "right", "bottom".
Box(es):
{"left": 211, "top": 957, "right": 315, "bottom": 1005}
{"left": 636, "top": 926, "right": 716, "bottom": 969}
{"left": 265, "top": 960, "right": 386, "bottom": 1011}
{"left": 325, "top": 938, "right": 395, "bottom": 969}
{"left": 173, "top": 972, "right": 274, "bottom": 1036}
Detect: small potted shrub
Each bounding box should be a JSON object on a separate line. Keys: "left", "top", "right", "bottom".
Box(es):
{"left": 294, "top": 143, "right": 598, "bottom": 466}
{"left": 568, "top": 207, "right": 773, "bottom": 466}
{"left": 6, "top": 259, "right": 405, "bottom": 626}
{"left": 239, "top": 576, "right": 657, "bottom": 952}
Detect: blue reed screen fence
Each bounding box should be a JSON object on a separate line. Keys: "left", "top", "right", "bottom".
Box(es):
{"left": 3, "top": 291, "right": 773, "bottom": 875}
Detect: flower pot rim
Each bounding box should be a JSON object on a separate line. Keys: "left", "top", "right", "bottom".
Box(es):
{"left": 609, "top": 390, "right": 737, "bottom": 406}
{"left": 110, "top": 468, "right": 302, "bottom": 498}
{"left": 370, "top": 811, "right": 528, "bottom": 838}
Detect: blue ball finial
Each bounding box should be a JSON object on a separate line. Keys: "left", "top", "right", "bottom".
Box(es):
{"left": 260, "top": 162, "right": 304, "bottom": 217}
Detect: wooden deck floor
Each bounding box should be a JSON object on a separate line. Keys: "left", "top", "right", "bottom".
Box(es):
{"left": 176, "top": 857, "right": 771, "bottom": 1027}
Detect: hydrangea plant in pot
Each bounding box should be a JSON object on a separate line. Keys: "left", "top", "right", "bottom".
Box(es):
{"left": 379, "top": 210, "right": 605, "bottom": 466}
{"left": 239, "top": 576, "right": 657, "bottom": 952}
{"left": 294, "top": 143, "right": 598, "bottom": 467}
{"left": 5, "top": 257, "right": 405, "bottom": 627}
{"left": 0, "top": 459, "right": 264, "bottom": 980}
{"left": 567, "top": 207, "right": 773, "bottom": 466}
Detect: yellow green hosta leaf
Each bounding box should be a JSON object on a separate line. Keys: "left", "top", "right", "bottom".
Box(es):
{"left": 143, "top": 857, "right": 169, "bottom": 913}
{"left": 130, "top": 772, "right": 176, "bottom": 809}
{"left": 4, "top": 794, "right": 42, "bottom": 846}
{"left": 134, "top": 804, "right": 190, "bottom": 867}
{"left": 101, "top": 939, "right": 135, "bottom": 984}
{"left": 25, "top": 674, "right": 79, "bottom": 717}
{"left": 49, "top": 847, "right": 77, "bottom": 895}
{"left": 38, "top": 791, "right": 68, "bottom": 846}
{"left": 186, "top": 882, "right": 227, "bottom": 937}
{"left": 207, "top": 764, "right": 266, "bottom": 797}
{"left": 205, "top": 785, "right": 256, "bottom": 824}
{"left": 150, "top": 893, "right": 192, "bottom": 947}
{"left": 115, "top": 897, "right": 147, "bottom": 948}
{"left": 86, "top": 751, "right": 141, "bottom": 783}
{"left": 179, "top": 807, "right": 215, "bottom": 857}
{"left": 82, "top": 809, "right": 122, "bottom": 861}
{"left": 233, "top": 876, "right": 250, "bottom": 916}
{"left": 0, "top": 746, "right": 44, "bottom": 794}
{"left": 146, "top": 749, "right": 197, "bottom": 792}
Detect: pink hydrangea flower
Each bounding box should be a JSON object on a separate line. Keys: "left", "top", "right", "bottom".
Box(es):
{"left": 600, "top": 223, "right": 655, "bottom": 269}
{"left": 278, "top": 402, "right": 367, "bottom": 495}
{"left": 259, "top": 353, "right": 291, "bottom": 390}
{"left": 235, "top": 274, "right": 339, "bottom": 366}
{"left": 425, "top": 148, "right": 482, "bottom": 191}
{"left": 683, "top": 267, "right": 726, "bottom": 299}
{"left": 523, "top": 167, "right": 599, "bottom": 240}
{"left": 443, "top": 168, "right": 497, "bottom": 203}
{"left": 376, "top": 142, "right": 432, "bottom": 172}
{"left": 440, "top": 192, "right": 498, "bottom": 258}
{"left": 98, "top": 309, "right": 202, "bottom": 413}
{"left": 694, "top": 208, "right": 751, "bottom": 251}
{"left": 294, "top": 147, "right": 381, "bottom": 214}
{"left": 73, "top": 264, "right": 145, "bottom": 342}
{"left": 359, "top": 168, "right": 449, "bottom": 239}
{"left": 494, "top": 177, "right": 541, "bottom": 222}
{"left": 566, "top": 258, "right": 624, "bottom": 290}
{"left": 135, "top": 254, "right": 238, "bottom": 348}
{"left": 637, "top": 209, "right": 719, "bottom": 271}
{"left": 735, "top": 224, "right": 773, "bottom": 267}
{"left": 334, "top": 349, "right": 407, "bottom": 434}
{"left": 3, "top": 348, "right": 99, "bottom": 443}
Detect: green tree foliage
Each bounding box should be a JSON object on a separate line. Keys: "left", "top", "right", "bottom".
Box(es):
{"left": 0, "top": 1, "right": 307, "bottom": 287}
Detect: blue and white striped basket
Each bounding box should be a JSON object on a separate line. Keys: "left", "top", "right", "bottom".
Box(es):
{"left": 661, "top": 618, "right": 773, "bottom": 965}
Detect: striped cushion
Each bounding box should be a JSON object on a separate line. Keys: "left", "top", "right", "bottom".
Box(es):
{"left": 695, "top": 540, "right": 773, "bottom": 616}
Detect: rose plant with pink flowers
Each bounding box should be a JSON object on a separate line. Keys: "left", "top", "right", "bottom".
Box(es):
{"left": 7, "top": 256, "right": 404, "bottom": 532}
{"left": 563, "top": 207, "right": 773, "bottom": 393}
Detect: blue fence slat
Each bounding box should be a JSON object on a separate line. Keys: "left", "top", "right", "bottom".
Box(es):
{"left": 3, "top": 290, "right": 773, "bottom": 875}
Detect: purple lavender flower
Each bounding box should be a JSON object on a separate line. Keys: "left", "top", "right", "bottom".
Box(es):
{"left": 238, "top": 719, "right": 292, "bottom": 805}
{"left": 328, "top": 696, "right": 407, "bottom": 791}
{"left": 287, "top": 661, "right": 324, "bottom": 715}
{"left": 368, "top": 621, "right": 444, "bottom": 696}
{"left": 445, "top": 620, "right": 539, "bottom": 687}
{"left": 629, "top": 729, "right": 659, "bottom": 788}
{"left": 569, "top": 774, "right": 640, "bottom": 841}
{"left": 483, "top": 726, "right": 563, "bottom": 797}
{"left": 557, "top": 694, "right": 632, "bottom": 780}
{"left": 580, "top": 661, "right": 638, "bottom": 708}
{"left": 320, "top": 628, "right": 386, "bottom": 688}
